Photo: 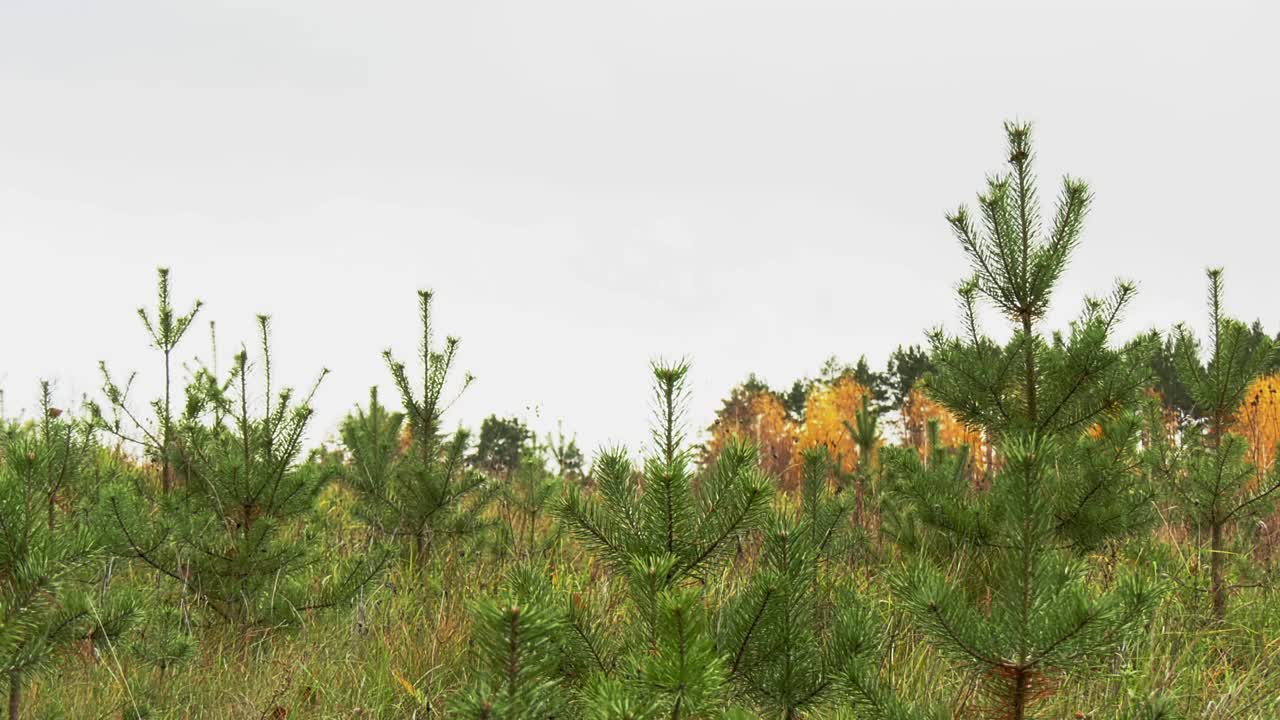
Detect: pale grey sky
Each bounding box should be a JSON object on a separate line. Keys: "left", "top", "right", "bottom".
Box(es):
{"left": 2, "top": 0, "right": 1277, "bottom": 454}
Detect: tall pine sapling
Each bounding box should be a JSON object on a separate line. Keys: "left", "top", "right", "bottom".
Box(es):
{"left": 1168, "top": 268, "right": 1279, "bottom": 620}
{"left": 891, "top": 123, "right": 1160, "bottom": 718}
{"left": 880, "top": 419, "right": 974, "bottom": 565}
{"left": 33, "top": 382, "right": 94, "bottom": 532}
{"left": 106, "top": 316, "right": 381, "bottom": 628}
{"left": 718, "top": 450, "right": 836, "bottom": 715}
{"left": 557, "top": 361, "right": 772, "bottom": 643}
{"left": 845, "top": 398, "right": 881, "bottom": 531}
{"left": 548, "top": 423, "right": 586, "bottom": 484}
{"left": 500, "top": 447, "right": 563, "bottom": 560}
{"left": 91, "top": 267, "right": 202, "bottom": 493}
{"left": 351, "top": 290, "right": 494, "bottom": 563}
{"left": 551, "top": 362, "right": 771, "bottom": 716}
{"left": 456, "top": 558, "right": 734, "bottom": 720}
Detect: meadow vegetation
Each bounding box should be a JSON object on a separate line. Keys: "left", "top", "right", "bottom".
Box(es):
{"left": 4, "top": 124, "right": 1280, "bottom": 719}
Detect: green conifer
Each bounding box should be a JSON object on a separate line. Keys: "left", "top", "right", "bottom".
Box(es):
{"left": 845, "top": 398, "right": 881, "bottom": 529}
{"left": 719, "top": 451, "right": 843, "bottom": 717}
{"left": 451, "top": 595, "right": 568, "bottom": 718}
{"left": 500, "top": 446, "right": 563, "bottom": 559}
{"left": 720, "top": 449, "right": 927, "bottom": 719}
{"left": 1167, "top": 268, "right": 1279, "bottom": 619}
{"left": 557, "top": 361, "right": 772, "bottom": 641}
{"left": 548, "top": 423, "right": 586, "bottom": 483}
{"left": 548, "top": 361, "right": 771, "bottom": 717}
{"left": 339, "top": 386, "right": 406, "bottom": 537}
{"left": 890, "top": 123, "right": 1160, "bottom": 718}
{"left": 105, "top": 316, "right": 380, "bottom": 628}
{"left": 92, "top": 267, "right": 202, "bottom": 494}
{"left": 1, "top": 388, "right": 138, "bottom": 720}
{"left": 351, "top": 290, "right": 495, "bottom": 563}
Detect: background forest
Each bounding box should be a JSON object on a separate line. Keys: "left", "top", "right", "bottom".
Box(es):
{"left": 3, "top": 125, "right": 1280, "bottom": 719}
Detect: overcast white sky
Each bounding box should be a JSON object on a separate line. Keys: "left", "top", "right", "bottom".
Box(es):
{"left": 2, "top": 0, "right": 1277, "bottom": 455}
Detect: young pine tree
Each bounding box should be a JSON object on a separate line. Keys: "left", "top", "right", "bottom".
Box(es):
{"left": 500, "top": 446, "right": 564, "bottom": 560}
{"left": 451, "top": 594, "right": 569, "bottom": 719}
{"left": 1, "top": 390, "right": 138, "bottom": 720}
{"left": 1167, "top": 268, "right": 1279, "bottom": 620}
{"left": 719, "top": 452, "right": 845, "bottom": 719}
{"left": 845, "top": 398, "right": 881, "bottom": 531}
{"left": 347, "top": 290, "right": 494, "bottom": 563}
{"left": 890, "top": 123, "right": 1160, "bottom": 719}
{"left": 557, "top": 361, "right": 772, "bottom": 643}
{"left": 879, "top": 420, "right": 975, "bottom": 566}
{"left": 720, "top": 448, "right": 926, "bottom": 719}
{"left": 92, "top": 267, "right": 203, "bottom": 494}
{"left": 553, "top": 361, "right": 772, "bottom": 717}
{"left": 563, "top": 585, "right": 730, "bottom": 720}
{"left": 106, "top": 316, "right": 381, "bottom": 628}
{"left": 548, "top": 423, "right": 586, "bottom": 484}
{"left": 458, "top": 563, "right": 737, "bottom": 720}
{"left": 339, "top": 386, "right": 407, "bottom": 536}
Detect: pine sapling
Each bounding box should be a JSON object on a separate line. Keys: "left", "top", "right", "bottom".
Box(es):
{"left": 1168, "top": 268, "right": 1279, "bottom": 620}
{"left": 105, "top": 316, "right": 382, "bottom": 628}
{"left": 91, "top": 267, "right": 202, "bottom": 493}
{"left": 452, "top": 595, "right": 568, "bottom": 718}
{"left": 501, "top": 447, "right": 563, "bottom": 560}
{"left": 340, "top": 386, "right": 406, "bottom": 538}
{"left": 720, "top": 450, "right": 841, "bottom": 717}
{"left": 891, "top": 123, "right": 1160, "bottom": 718}
{"left": 556, "top": 361, "right": 772, "bottom": 642}
{"left": 720, "top": 448, "right": 929, "bottom": 719}
{"left": 0, "top": 392, "right": 139, "bottom": 720}
{"left": 365, "top": 290, "right": 495, "bottom": 563}
{"left": 845, "top": 398, "right": 881, "bottom": 531}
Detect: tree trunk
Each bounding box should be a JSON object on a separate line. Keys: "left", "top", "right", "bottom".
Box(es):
{"left": 1021, "top": 313, "right": 1037, "bottom": 423}
{"left": 1011, "top": 667, "right": 1028, "bottom": 720}
{"left": 1211, "top": 521, "right": 1227, "bottom": 620}
{"left": 162, "top": 348, "right": 172, "bottom": 494}
{"left": 9, "top": 671, "right": 21, "bottom": 720}
{"left": 854, "top": 472, "right": 866, "bottom": 531}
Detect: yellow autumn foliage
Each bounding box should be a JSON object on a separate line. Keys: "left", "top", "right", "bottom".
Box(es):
{"left": 705, "top": 389, "right": 797, "bottom": 483}
{"left": 901, "top": 387, "right": 988, "bottom": 476}
{"left": 1233, "top": 373, "right": 1280, "bottom": 475}
{"left": 795, "top": 376, "right": 869, "bottom": 476}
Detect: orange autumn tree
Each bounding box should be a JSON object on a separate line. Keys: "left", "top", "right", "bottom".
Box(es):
{"left": 704, "top": 381, "right": 797, "bottom": 483}
{"left": 795, "top": 376, "right": 870, "bottom": 478}
{"left": 1233, "top": 373, "right": 1280, "bottom": 480}
{"left": 900, "top": 386, "right": 988, "bottom": 479}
